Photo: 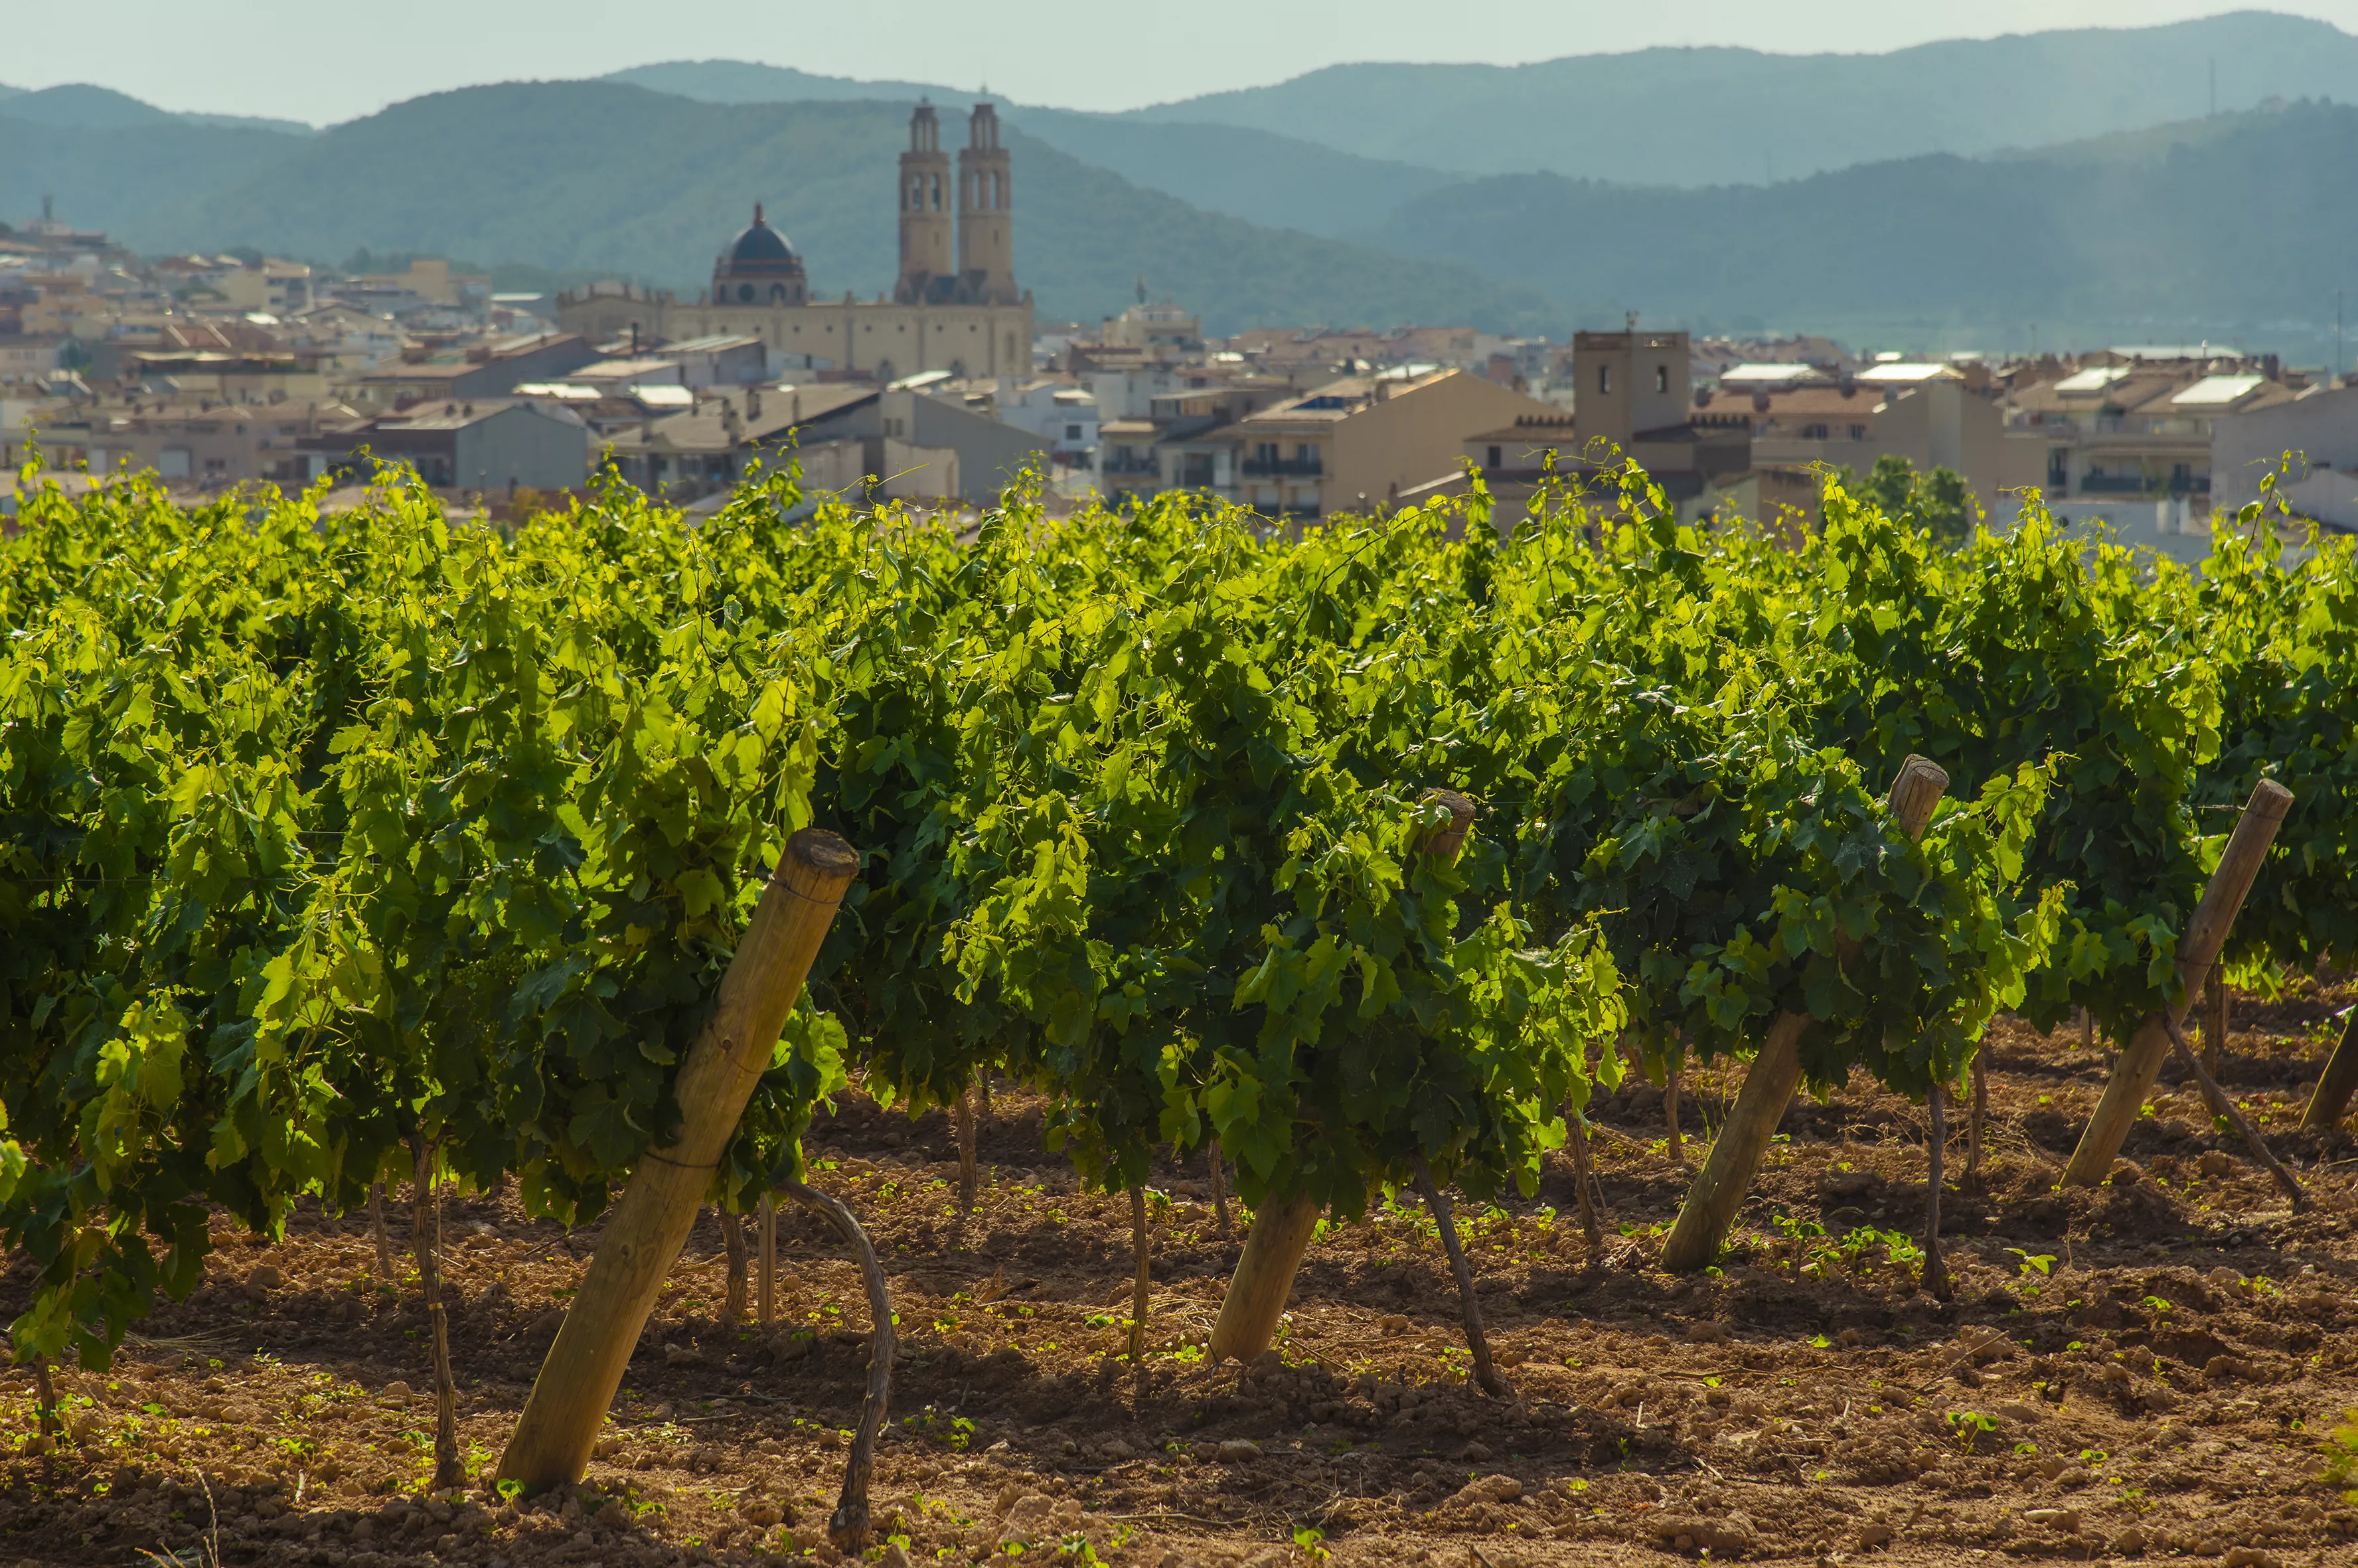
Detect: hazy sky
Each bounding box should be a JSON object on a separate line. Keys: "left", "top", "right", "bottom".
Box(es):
{"left": 10, "top": 1, "right": 2358, "bottom": 123}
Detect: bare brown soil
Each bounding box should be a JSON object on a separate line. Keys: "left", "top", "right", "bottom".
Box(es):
{"left": 5, "top": 977, "right": 2357, "bottom": 1568}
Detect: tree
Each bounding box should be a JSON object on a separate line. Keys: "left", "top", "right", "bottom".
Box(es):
{"left": 1833, "top": 453, "right": 1974, "bottom": 544}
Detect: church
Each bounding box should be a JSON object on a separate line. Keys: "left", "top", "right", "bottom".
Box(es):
{"left": 557, "top": 102, "right": 1033, "bottom": 380}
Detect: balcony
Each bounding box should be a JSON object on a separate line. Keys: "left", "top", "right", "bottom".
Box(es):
{"left": 1100, "top": 453, "right": 1160, "bottom": 477}
{"left": 2080, "top": 472, "right": 2207, "bottom": 497}
{"left": 1241, "top": 456, "right": 1322, "bottom": 477}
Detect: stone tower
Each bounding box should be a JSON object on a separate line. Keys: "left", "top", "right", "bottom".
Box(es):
{"left": 895, "top": 102, "right": 953, "bottom": 304}
{"left": 956, "top": 102, "right": 1018, "bottom": 305}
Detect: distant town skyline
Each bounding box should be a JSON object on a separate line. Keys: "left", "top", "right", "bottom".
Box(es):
{"left": 8, "top": 1, "right": 2358, "bottom": 126}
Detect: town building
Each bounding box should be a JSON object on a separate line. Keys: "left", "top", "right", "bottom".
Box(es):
{"left": 210, "top": 258, "right": 317, "bottom": 315}
{"left": 1699, "top": 362, "right": 2034, "bottom": 519}
{"left": 598, "top": 378, "right": 1049, "bottom": 507}
{"left": 993, "top": 379, "right": 1101, "bottom": 469}
{"left": 2211, "top": 380, "right": 2358, "bottom": 528}
{"left": 556, "top": 103, "right": 1032, "bottom": 381}
{"left": 299, "top": 400, "right": 591, "bottom": 491}
{"left": 16, "top": 395, "right": 359, "bottom": 488}
{"left": 347, "top": 333, "right": 599, "bottom": 410}
{"left": 1136, "top": 367, "right": 1560, "bottom": 518}
{"left": 1099, "top": 301, "right": 1203, "bottom": 358}
{"left": 2009, "top": 358, "right": 2298, "bottom": 507}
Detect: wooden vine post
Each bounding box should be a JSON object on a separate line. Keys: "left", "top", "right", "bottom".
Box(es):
{"left": 1205, "top": 1192, "right": 1319, "bottom": 1364}
{"left": 2301, "top": 1008, "right": 2358, "bottom": 1131}
{"left": 1206, "top": 789, "right": 1475, "bottom": 1366}
{"left": 1662, "top": 755, "right": 1949, "bottom": 1273}
{"left": 2063, "top": 780, "right": 2292, "bottom": 1186}
{"left": 498, "top": 828, "right": 860, "bottom": 1491}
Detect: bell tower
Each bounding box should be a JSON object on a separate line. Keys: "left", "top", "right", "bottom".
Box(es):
{"left": 895, "top": 102, "right": 953, "bottom": 303}
{"left": 956, "top": 102, "right": 1018, "bottom": 305}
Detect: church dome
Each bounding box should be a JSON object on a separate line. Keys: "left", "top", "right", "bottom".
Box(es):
{"left": 725, "top": 206, "right": 798, "bottom": 271}
{"left": 713, "top": 203, "right": 808, "bottom": 305}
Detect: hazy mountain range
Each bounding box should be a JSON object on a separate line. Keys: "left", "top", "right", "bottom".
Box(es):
{"left": 7, "top": 12, "right": 2358, "bottom": 351}
{"left": 0, "top": 81, "right": 312, "bottom": 138}
{"left": 614, "top": 10, "right": 2358, "bottom": 190}
{"left": 0, "top": 86, "right": 1562, "bottom": 335}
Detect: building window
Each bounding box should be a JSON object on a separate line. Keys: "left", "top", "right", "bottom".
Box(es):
{"left": 1802, "top": 423, "right": 1830, "bottom": 440}
{"left": 2047, "top": 447, "right": 2068, "bottom": 489}
{"left": 1255, "top": 441, "right": 1279, "bottom": 465}
{"left": 1295, "top": 443, "right": 1316, "bottom": 466}
{"left": 1487, "top": 444, "right": 1502, "bottom": 469}
{"left": 737, "top": 283, "right": 755, "bottom": 303}
{"left": 1599, "top": 365, "right": 1612, "bottom": 395}
{"left": 1848, "top": 424, "right": 1866, "bottom": 441}
{"left": 1654, "top": 365, "right": 1668, "bottom": 394}
{"left": 1065, "top": 424, "right": 1083, "bottom": 439}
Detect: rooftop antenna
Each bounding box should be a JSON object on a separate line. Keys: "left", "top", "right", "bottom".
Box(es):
{"left": 2209, "top": 58, "right": 2217, "bottom": 118}
{"left": 1135, "top": 275, "right": 1146, "bottom": 305}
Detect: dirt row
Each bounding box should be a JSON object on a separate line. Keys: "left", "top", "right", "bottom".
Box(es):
{"left": 2, "top": 975, "right": 2355, "bottom": 1566}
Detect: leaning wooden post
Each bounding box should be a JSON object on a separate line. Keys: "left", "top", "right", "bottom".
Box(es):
{"left": 1206, "top": 788, "right": 1475, "bottom": 1365}
{"left": 2302, "top": 1008, "right": 2358, "bottom": 1130}
{"left": 1205, "top": 1191, "right": 1318, "bottom": 1364}
{"left": 2063, "top": 781, "right": 2292, "bottom": 1186}
{"left": 498, "top": 829, "right": 860, "bottom": 1491}
{"left": 1662, "top": 755, "right": 1948, "bottom": 1273}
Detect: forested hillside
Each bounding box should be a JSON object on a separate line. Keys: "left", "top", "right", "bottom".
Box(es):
{"left": 1129, "top": 11, "right": 2358, "bottom": 185}
{"left": 1360, "top": 102, "right": 2358, "bottom": 347}
{"left": 0, "top": 82, "right": 1560, "bottom": 335}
